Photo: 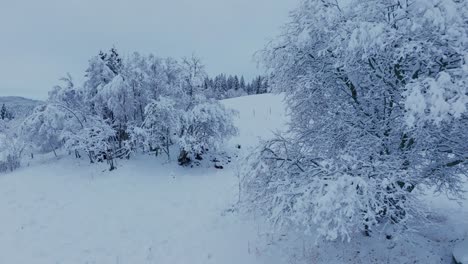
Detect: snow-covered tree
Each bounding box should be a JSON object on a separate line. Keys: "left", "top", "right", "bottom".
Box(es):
{"left": 100, "top": 47, "right": 123, "bottom": 75}
{"left": 239, "top": 76, "right": 246, "bottom": 91}
{"left": 181, "top": 55, "right": 206, "bottom": 100}
{"left": 97, "top": 75, "right": 134, "bottom": 135}
{"left": 18, "top": 48, "right": 238, "bottom": 170}
{"left": 63, "top": 116, "right": 117, "bottom": 169}
{"left": 1, "top": 104, "right": 13, "bottom": 120}
{"left": 48, "top": 73, "right": 88, "bottom": 127}
{"left": 0, "top": 133, "right": 24, "bottom": 173}
{"left": 124, "top": 52, "right": 152, "bottom": 123}
{"left": 83, "top": 54, "right": 116, "bottom": 109}
{"left": 20, "top": 105, "right": 67, "bottom": 156}
{"left": 243, "top": 0, "right": 468, "bottom": 241}
{"left": 178, "top": 99, "right": 238, "bottom": 165}
{"left": 142, "top": 96, "right": 182, "bottom": 160}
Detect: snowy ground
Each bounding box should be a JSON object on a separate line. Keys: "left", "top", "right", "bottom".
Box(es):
{"left": 0, "top": 94, "right": 466, "bottom": 263}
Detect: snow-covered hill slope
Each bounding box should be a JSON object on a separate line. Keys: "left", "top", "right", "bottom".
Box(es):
{"left": 0, "top": 94, "right": 466, "bottom": 264}
{"left": 222, "top": 93, "right": 287, "bottom": 148}
{"left": 0, "top": 96, "right": 43, "bottom": 119}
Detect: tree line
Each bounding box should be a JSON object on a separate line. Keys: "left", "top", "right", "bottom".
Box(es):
{"left": 203, "top": 74, "right": 269, "bottom": 99}
{"left": 1, "top": 49, "right": 241, "bottom": 172}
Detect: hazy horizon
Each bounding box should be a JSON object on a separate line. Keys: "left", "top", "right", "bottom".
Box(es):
{"left": 0, "top": 0, "right": 297, "bottom": 100}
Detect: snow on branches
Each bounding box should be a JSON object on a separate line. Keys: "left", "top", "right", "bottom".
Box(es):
{"left": 142, "top": 96, "right": 181, "bottom": 161}
{"left": 178, "top": 99, "right": 238, "bottom": 164}
{"left": 18, "top": 49, "right": 237, "bottom": 170}
{"left": 243, "top": 0, "right": 468, "bottom": 242}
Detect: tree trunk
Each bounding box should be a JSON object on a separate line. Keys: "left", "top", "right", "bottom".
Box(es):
{"left": 107, "top": 152, "right": 116, "bottom": 171}
{"left": 178, "top": 149, "right": 190, "bottom": 166}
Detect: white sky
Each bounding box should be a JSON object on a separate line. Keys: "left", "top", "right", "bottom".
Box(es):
{"left": 0, "top": 0, "right": 298, "bottom": 100}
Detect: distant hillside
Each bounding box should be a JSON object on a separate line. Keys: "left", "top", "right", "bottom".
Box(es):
{"left": 0, "top": 96, "right": 44, "bottom": 119}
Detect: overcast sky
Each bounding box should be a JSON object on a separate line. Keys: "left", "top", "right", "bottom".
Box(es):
{"left": 0, "top": 0, "right": 298, "bottom": 100}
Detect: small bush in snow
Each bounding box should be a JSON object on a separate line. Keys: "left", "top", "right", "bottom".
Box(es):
{"left": 0, "top": 134, "right": 24, "bottom": 173}
{"left": 63, "top": 118, "right": 117, "bottom": 169}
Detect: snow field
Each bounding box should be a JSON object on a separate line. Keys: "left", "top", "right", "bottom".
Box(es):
{"left": 0, "top": 94, "right": 466, "bottom": 263}
{"left": 0, "top": 94, "right": 288, "bottom": 264}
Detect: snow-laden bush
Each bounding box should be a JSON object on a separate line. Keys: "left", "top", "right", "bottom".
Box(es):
{"left": 141, "top": 95, "right": 237, "bottom": 164}
{"left": 63, "top": 117, "right": 117, "bottom": 168}
{"left": 243, "top": 137, "right": 423, "bottom": 241}
{"left": 178, "top": 99, "right": 238, "bottom": 165}
{"left": 0, "top": 133, "right": 24, "bottom": 173}
{"left": 243, "top": 0, "right": 468, "bottom": 241}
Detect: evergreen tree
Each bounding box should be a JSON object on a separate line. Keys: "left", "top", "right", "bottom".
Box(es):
{"left": 239, "top": 76, "right": 246, "bottom": 91}
{"left": 0, "top": 104, "right": 13, "bottom": 120}
{"left": 233, "top": 75, "right": 240, "bottom": 91}
{"left": 100, "top": 47, "right": 123, "bottom": 75}
{"left": 226, "top": 75, "right": 234, "bottom": 91}
{"left": 261, "top": 78, "right": 269, "bottom": 94}
{"left": 1, "top": 104, "right": 7, "bottom": 120}
{"left": 254, "top": 76, "right": 263, "bottom": 94}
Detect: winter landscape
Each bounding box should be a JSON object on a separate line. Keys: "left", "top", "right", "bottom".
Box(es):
{"left": 1, "top": 0, "right": 467, "bottom": 263}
